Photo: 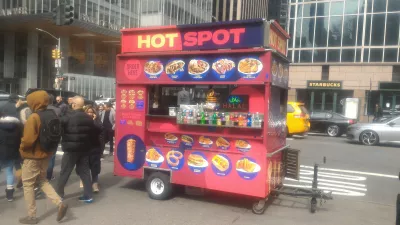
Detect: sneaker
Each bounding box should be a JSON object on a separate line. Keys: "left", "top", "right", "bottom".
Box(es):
{"left": 56, "top": 203, "right": 68, "bottom": 222}
{"left": 92, "top": 183, "right": 99, "bottom": 193}
{"left": 6, "top": 188, "right": 14, "bottom": 202}
{"left": 79, "top": 180, "right": 83, "bottom": 188}
{"left": 19, "top": 216, "right": 38, "bottom": 224}
{"left": 78, "top": 196, "right": 93, "bottom": 203}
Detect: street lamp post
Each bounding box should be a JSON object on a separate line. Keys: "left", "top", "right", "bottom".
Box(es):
{"left": 35, "top": 28, "right": 62, "bottom": 93}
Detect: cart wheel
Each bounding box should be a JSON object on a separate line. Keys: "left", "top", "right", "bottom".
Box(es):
{"left": 310, "top": 197, "right": 317, "bottom": 213}
{"left": 252, "top": 199, "right": 267, "bottom": 215}
{"left": 146, "top": 172, "right": 172, "bottom": 200}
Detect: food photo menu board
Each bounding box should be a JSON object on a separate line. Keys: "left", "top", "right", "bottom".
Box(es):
{"left": 119, "top": 53, "right": 271, "bottom": 83}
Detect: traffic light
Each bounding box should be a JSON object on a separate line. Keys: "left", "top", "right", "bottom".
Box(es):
{"left": 62, "top": 4, "right": 74, "bottom": 25}
{"left": 52, "top": 6, "right": 61, "bottom": 26}
{"left": 51, "top": 4, "right": 74, "bottom": 26}
{"left": 52, "top": 49, "right": 61, "bottom": 59}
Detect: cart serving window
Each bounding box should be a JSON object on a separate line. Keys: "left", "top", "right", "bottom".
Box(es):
{"left": 114, "top": 19, "right": 296, "bottom": 214}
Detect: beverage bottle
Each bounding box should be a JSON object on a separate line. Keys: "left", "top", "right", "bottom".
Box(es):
{"left": 225, "top": 113, "right": 230, "bottom": 126}
{"left": 212, "top": 112, "right": 217, "bottom": 125}
{"left": 238, "top": 114, "right": 243, "bottom": 126}
{"left": 201, "top": 111, "right": 206, "bottom": 124}
{"left": 233, "top": 113, "right": 239, "bottom": 126}
{"left": 247, "top": 112, "right": 252, "bottom": 127}
{"left": 251, "top": 114, "right": 255, "bottom": 127}
{"left": 221, "top": 113, "right": 226, "bottom": 126}
{"left": 197, "top": 112, "right": 201, "bottom": 124}
{"left": 217, "top": 112, "right": 222, "bottom": 126}
{"left": 255, "top": 112, "right": 260, "bottom": 127}
{"left": 208, "top": 113, "right": 213, "bottom": 125}
{"left": 183, "top": 110, "right": 188, "bottom": 124}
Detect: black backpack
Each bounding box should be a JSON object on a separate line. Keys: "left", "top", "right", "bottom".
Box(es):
{"left": 36, "top": 109, "right": 62, "bottom": 152}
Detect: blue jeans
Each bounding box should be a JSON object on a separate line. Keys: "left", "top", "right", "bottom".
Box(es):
{"left": 0, "top": 160, "right": 15, "bottom": 188}
{"left": 47, "top": 155, "right": 56, "bottom": 180}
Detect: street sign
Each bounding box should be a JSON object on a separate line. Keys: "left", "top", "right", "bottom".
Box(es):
{"left": 55, "top": 59, "right": 61, "bottom": 68}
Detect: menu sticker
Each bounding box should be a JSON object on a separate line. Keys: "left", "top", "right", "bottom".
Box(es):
{"left": 187, "top": 151, "right": 208, "bottom": 174}
{"left": 181, "top": 135, "right": 194, "bottom": 147}
{"left": 216, "top": 137, "right": 230, "bottom": 150}
{"left": 211, "top": 57, "right": 236, "bottom": 80}
{"left": 188, "top": 58, "right": 210, "bottom": 80}
{"left": 166, "top": 150, "right": 184, "bottom": 171}
{"left": 144, "top": 59, "right": 163, "bottom": 79}
{"left": 199, "top": 136, "right": 213, "bottom": 148}
{"left": 164, "top": 133, "right": 178, "bottom": 144}
{"left": 165, "top": 59, "right": 185, "bottom": 80}
{"left": 235, "top": 139, "right": 251, "bottom": 152}
{"left": 117, "top": 135, "right": 146, "bottom": 171}
{"left": 211, "top": 154, "right": 232, "bottom": 176}
{"left": 145, "top": 147, "right": 164, "bottom": 168}
{"left": 237, "top": 56, "right": 263, "bottom": 79}
{"left": 236, "top": 157, "right": 261, "bottom": 180}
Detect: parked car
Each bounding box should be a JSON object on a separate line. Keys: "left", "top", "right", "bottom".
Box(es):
{"left": 347, "top": 116, "right": 400, "bottom": 146}
{"left": 0, "top": 91, "right": 25, "bottom": 108}
{"left": 25, "top": 88, "right": 95, "bottom": 106}
{"left": 95, "top": 98, "right": 115, "bottom": 105}
{"left": 309, "top": 111, "right": 356, "bottom": 137}
{"left": 287, "top": 102, "right": 310, "bottom": 136}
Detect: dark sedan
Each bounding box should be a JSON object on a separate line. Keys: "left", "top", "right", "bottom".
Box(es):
{"left": 309, "top": 111, "right": 357, "bottom": 137}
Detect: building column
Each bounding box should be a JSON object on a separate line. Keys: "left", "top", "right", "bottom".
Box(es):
{"left": 26, "top": 32, "right": 38, "bottom": 89}
{"left": 60, "top": 36, "right": 69, "bottom": 74}
{"left": 85, "top": 40, "right": 94, "bottom": 75}
{"left": 4, "top": 32, "right": 15, "bottom": 78}
{"left": 108, "top": 46, "right": 116, "bottom": 77}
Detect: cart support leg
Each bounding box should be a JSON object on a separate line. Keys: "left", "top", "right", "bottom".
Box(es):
{"left": 312, "top": 163, "right": 318, "bottom": 189}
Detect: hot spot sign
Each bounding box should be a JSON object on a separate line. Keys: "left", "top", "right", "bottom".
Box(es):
{"left": 122, "top": 21, "right": 265, "bottom": 53}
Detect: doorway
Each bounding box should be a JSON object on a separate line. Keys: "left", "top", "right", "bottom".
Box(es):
{"left": 296, "top": 89, "right": 354, "bottom": 113}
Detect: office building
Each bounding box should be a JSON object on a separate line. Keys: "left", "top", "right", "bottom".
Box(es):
{"left": 287, "top": 0, "right": 400, "bottom": 121}
{"left": 0, "top": 0, "right": 212, "bottom": 99}
{"left": 212, "top": 0, "right": 268, "bottom": 21}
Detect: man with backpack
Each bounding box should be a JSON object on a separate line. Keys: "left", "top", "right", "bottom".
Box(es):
{"left": 19, "top": 90, "right": 67, "bottom": 224}
{"left": 57, "top": 96, "right": 100, "bottom": 203}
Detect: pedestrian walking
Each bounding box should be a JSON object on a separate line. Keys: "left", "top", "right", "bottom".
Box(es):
{"left": 45, "top": 94, "right": 61, "bottom": 181}
{"left": 82, "top": 106, "right": 104, "bottom": 193}
{"left": 101, "top": 102, "right": 115, "bottom": 157}
{"left": 373, "top": 104, "right": 383, "bottom": 122}
{"left": 15, "top": 97, "right": 32, "bottom": 188}
{"left": 56, "top": 96, "right": 68, "bottom": 116}
{"left": 19, "top": 90, "right": 67, "bottom": 224}
{"left": 57, "top": 96, "right": 101, "bottom": 203}
{"left": 0, "top": 112, "right": 22, "bottom": 202}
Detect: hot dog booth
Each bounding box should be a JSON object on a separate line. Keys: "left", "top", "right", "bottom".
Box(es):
{"left": 114, "top": 19, "right": 297, "bottom": 214}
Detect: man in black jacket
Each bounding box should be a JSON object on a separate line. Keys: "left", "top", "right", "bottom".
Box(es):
{"left": 56, "top": 96, "right": 100, "bottom": 203}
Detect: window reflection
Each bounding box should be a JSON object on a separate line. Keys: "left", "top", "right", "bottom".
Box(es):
{"left": 371, "top": 14, "right": 385, "bottom": 46}
{"left": 388, "top": 0, "right": 400, "bottom": 12}
{"left": 315, "top": 17, "right": 328, "bottom": 47}
{"left": 385, "top": 13, "right": 400, "bottom": 46}
{"left": 330, "top": 1, "right": 344, "bottom": 16}
{"left": 327, "top": 49, "right": 340, "bottom": 62}
{"left": 364, "top": 15, "right": 372, "bottom": 46}
{"left": 295, "top": 19, "right": 302, "bottom": 48}
{"left": 370, "top": 49, "right": 383, "bottom": 62}
{"left": 384, "top": 49, "right": 398, "bottom": 62}
{"left": 328, "top": 16, "right": 342, "bottom": 47}
{"left": 356, "top": 15, "right": 364, "bottom": 46}
{"left": 373, "top": 0, "right": 387, "bottom": 13}
{"left": 363, "top": 49, "right": 369, "bottom": 62}
{"left": 300, "top": 50, "right": 312, "bottom": 63}
{"left": 342, "top": 15, "right": 357, "bottom": 46}
{"left": 341, "top": 49, "right": 355, "bottom": 62}
{"left": 316, "top": 2, "right": 329, "bottom": 16}
{"left": 345, "top": 0, "right": 359, "bottom": 14}
{"left": 313, "top": 49, "right": 327, "bottom": 62}
{"left": 303, "top": 3, "right": 315, "bottom": 17}
{"left": 301, "top": 18, "right": 315, "bottom": 47}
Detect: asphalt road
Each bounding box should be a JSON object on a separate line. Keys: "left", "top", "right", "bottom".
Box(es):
{"left": 0, "top": 135, "right": 398, "bottom": 225}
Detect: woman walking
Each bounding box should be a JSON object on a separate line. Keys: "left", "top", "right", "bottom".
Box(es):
{"left": 82, "top": 106, "right": 104, "bottom": 192}
{"left": 0, "top": 112, "right": 22, "bottom": 201}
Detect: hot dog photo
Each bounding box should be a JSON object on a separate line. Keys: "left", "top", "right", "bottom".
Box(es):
{"left": 211, "top": 154, "right": 232, "bottom": 176}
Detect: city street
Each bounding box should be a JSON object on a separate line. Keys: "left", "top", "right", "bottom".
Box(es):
{"left": 0, "top": 135, "right": 398, "bottom": 225}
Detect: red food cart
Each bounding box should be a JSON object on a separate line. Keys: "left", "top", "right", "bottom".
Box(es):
{"left": 114, "top": 19, "right": 297, "bottom": 213}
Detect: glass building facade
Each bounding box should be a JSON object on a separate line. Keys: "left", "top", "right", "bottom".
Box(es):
{"left": 288, "top": 0, "right": 400, "bottom": 63}
{"left": 0, "top": 0, "right": 212, "bottom": 29}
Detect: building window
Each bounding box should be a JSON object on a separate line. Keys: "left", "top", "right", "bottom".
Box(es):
{"left": 313, "top": 49, "right": 327, "bottom": 63}
{"left": 341, "top": 49, "right": 355, "bottom": 62}
{"left": 345, "top": 0, "right": 360, "bottom": 15}
{"left": 370, "top": 48, "right": 383, "bottom": 62}
{"left": 385, "top": 13, "right": 400, "bottom": 46}
{"left": 327, "top": 49, "right": 340, "bottom": 62}
{"left": 370, "top": 14, "right": 385, "bottom": 46}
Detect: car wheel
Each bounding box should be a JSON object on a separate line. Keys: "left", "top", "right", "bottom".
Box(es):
{"left": 146, "top": 172, "right": 172, "bottom": 200}
{"left": 326, "top": 125, "right": 340, "bottom": 137}
{"left": 359, "top": 130, "right": 379, "bottom": 146}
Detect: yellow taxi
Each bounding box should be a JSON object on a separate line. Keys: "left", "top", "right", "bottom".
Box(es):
{"left": 286, "top": 102, "right": 310, "bottom": 136}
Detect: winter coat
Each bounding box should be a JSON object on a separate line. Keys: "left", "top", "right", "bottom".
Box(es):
{"left": 47, "top": 105, "right": 61, "bottom": 117}
{"left": 61, "top": 109, "right": 101, "bottom": 153}
{"left": 101, "top": 108, "right": 115, "bottom": 130}
{"left": 19, "top": 90, "right": 53, "bottom": 160}
{"left": 57, "top": 102, "right": 68, "bottom": 116}
{"left": 90, "top": 118, "right": 104, "bottom": 154}
{"left": 0, "top": 116, "right": 22, "bottom": 160}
